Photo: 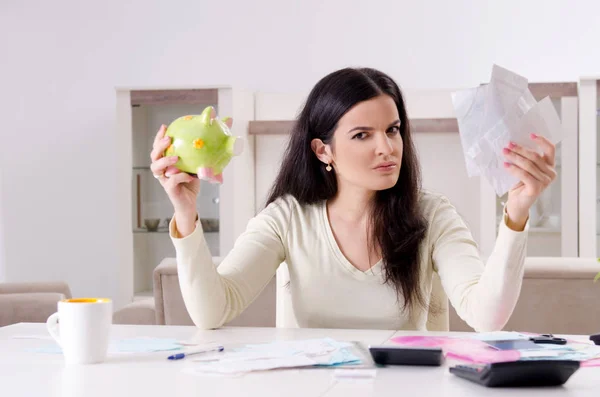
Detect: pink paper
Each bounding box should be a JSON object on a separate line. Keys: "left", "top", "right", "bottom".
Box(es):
{"left": 581, "top": 357, "right": 600, "bottom": 367}
{"left": 390, "top": 336, "right": 520, "bottom": 364}
{"left": 391, "top": 335, "right": 600, "bottom": 366}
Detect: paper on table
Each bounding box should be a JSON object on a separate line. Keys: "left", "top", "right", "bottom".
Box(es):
{"left": 26, "top": 338, "right": 183, "bottom": 355}
{"left": 391, "top": 334, "right": 600, "bottom": 366}
{"left": 452, "top": 65, "right": 563, "bottom": 196}
{"left": 391, "top": 335, "right": 520, "bottom": 364}
{"left": 467, "top": 331, "right": 532, "bottom": 341}
{"left": 112, "top": 338, "right": 182, "bottom": 353}
{"left": 515, "top": 343, "right": 600, "bottom": 363}
{"left": 237, "top": 338, "right": 362, "bottom": 366}
{"left": 239, "top": 338, "right": 347, "bottom": 353}
{"left": 192, "top": 355, "right": 318, "bottom": 375}
{"left": 187, "top": 338, "right": 362, "bottom": 376}
{"left": 519, "top": 350, "right": 561, "bottom": 358}
{"left": 192, "top": 349, "right": 299, "bottom": 363}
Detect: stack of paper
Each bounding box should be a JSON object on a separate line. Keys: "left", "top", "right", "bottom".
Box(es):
{"left": 451, "top": 65, "right": 563, "bottom": 196}
{"left": 184, "top": 338, "right": 363, "bottom": 376}
{"left": 391, "top": 332, "right": 600, "bottom": 366}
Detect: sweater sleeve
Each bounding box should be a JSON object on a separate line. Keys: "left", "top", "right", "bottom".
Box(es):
{"left": 169, "top": 198, "right": 290, "bottom": 329}
{"left": 430, "top": 196, "right": 528, "bottom": 332}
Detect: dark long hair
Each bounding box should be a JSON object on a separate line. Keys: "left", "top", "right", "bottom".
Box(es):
{"left": 266, "top": 67, "right": 429, "bottom": 314}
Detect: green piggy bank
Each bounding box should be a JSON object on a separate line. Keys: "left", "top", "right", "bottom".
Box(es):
{"left": 163, "top": 106, "right": 243, "bottom": 184}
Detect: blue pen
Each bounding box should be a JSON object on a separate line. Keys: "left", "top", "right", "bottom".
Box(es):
{"left": 168, "top": 345, "right": 224, "bottom": 360}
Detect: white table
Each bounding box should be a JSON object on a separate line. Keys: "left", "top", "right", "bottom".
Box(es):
{"left": 1, "top": 323, "right": 599, "bottom": 396}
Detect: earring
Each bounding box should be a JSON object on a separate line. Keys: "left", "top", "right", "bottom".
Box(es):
{"left": 326, "top": 163, "right": 332, "bottom": 172}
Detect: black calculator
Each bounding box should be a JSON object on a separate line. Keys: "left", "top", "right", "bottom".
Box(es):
{"left": 368, "top": 346, "right": 443, "bottom": 366}
{"left": 449, "top": 360, "right": 580, "bottom": 387}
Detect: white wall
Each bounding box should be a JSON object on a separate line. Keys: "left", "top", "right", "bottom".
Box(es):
{"left": 1, "top": 0, "right": 599, "bottom": 306}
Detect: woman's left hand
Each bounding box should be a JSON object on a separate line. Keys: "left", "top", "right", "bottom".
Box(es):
{"left": 503, "top": 133, "right": 557, "bottom": 231}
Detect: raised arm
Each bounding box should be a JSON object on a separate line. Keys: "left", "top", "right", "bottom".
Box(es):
{"left": 430, "top": 197, "right": 528, "bottom": 332}
{"left": 170, "top": 198, "right": 290, "bottom": 329}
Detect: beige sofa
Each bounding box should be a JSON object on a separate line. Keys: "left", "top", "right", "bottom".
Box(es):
{"left": 114, "top": 257, "right": 276, "bottom": 327}
{"left": 117, "top": 256, "right": 600, "bottom": 335}
{"left": 0, "top": 282, "right": 72, "bottom": 327}
{"left": 451, "top": 257, "right": 600, "bottom": 335}
{"left": 0, "top": 281, "right": 158, "bottom": 328}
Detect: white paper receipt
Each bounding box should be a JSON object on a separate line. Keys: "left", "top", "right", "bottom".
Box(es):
{"left": 451, "top": 64, "right": 563, "bottom": 196}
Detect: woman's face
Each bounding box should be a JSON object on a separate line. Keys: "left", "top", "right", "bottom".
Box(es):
{"left": 314, "top": 95, "right": 403, "bottom": 192}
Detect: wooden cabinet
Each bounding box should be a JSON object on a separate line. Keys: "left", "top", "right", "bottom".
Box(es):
{"left": 115, "top": 87, "right": 254, "bottom": 300}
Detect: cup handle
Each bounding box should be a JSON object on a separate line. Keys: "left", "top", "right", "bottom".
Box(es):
{"left": 46, "top": 312, "right": 62, "bottom": 347}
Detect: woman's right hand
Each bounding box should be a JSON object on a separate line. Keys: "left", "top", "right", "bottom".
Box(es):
{"left": 150, "top": 125, "right": 200, "bottom": 236}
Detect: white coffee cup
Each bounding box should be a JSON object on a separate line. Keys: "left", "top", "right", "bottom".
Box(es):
{"left": 46, "top": 298, "right": 112, "bottom": 365}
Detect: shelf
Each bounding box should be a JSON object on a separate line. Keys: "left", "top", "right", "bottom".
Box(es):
{"left": 133, "top": 227, "right": 169, "bottom": 233}
{"left": 134, "top": 228, "right": 218, "bottom": 235}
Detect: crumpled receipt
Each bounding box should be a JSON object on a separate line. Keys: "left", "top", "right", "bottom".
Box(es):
{"left": 451, "top": 64, "right": 563, "bottom": 196}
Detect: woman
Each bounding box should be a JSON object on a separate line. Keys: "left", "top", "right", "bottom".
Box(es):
{"left": 150, "top": 67, "right": 556, "bottom": 332}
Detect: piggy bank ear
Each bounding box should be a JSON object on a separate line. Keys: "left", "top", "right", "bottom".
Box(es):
{"left": 222, "top": 117, "right": 233, "bottom": 129}
{"left": 200, "top": 106, "right": 217, "bottom": 125}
